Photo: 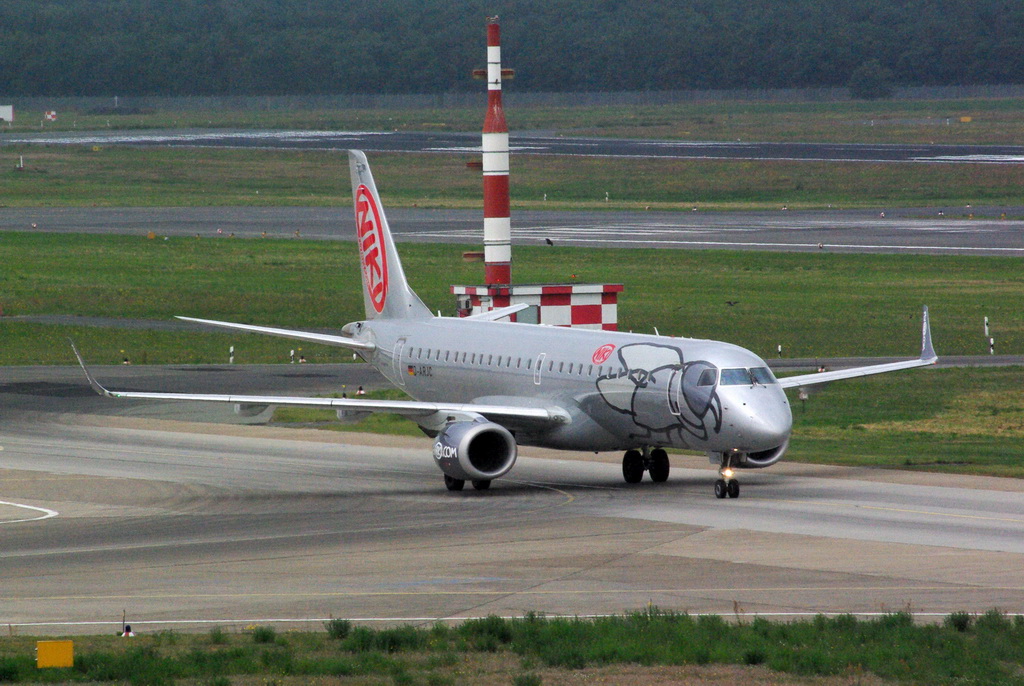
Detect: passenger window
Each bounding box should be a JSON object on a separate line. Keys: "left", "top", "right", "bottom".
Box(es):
{"left": 558, "top": 362, "right": 564, "bottom": 373}
{"left": 527, "top": 358, "right": 532, "bottom": 370}
{"left": 567, "top": 363, "right": 573, "bottom": 374}
{"left": 488, "top": 355, "right": 493, "bottom": 365}
{"left": 445, "top": 351, "right": 450, "bottom": 362}
{"left": 588, "top": 365, "right": 593, "bottom": 375}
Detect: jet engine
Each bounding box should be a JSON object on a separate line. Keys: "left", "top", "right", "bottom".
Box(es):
{"left": 432, "top": 419, "right": 517, "bottom": 482}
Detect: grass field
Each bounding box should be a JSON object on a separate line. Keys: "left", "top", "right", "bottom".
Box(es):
{"left": 9, "top": 97, "right": 1024, "bottom": 145}
{"left": 6, "top": 97, "right": 1024, "bottom": 210}
{"left": 2, "top": 232, "right": 1020, "bottom": 363}
{"left": 786, "top": 366, "right": 1024, "bottom": 476}
{"left": 5, "top": 145, "right": 1024, "bottom": 209}
{"left": 3, "top": 610, "right": 1024, "bottom": 685}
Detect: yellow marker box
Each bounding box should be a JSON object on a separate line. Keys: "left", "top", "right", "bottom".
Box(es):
{"left": 36, "top": 640, "right": 74, "bottom": 669}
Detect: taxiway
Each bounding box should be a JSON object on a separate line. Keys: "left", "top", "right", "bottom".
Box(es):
{"left": 2, "top": 366, "right": 1022, "bottom": 634}
{"left": 9, "top": 129, "right": 1024, "bottom": 165}
{"left": 3, "top": 206, "right": 1023, "bottom": 256}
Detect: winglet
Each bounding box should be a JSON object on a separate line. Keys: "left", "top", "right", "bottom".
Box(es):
{"left": 921, "top": 305, "right": 937, "bottom": 363}
{"left": 69, "top": 339, "right": 117, "bottom": 398}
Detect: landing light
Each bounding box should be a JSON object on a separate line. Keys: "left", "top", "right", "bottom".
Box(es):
{"left": 721, "top": 468, "right": 735, "bottom": 479}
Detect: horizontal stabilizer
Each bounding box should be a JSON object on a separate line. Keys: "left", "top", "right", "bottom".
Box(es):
{"left": 176, "top": 316, "right": 376, "bottom": 352}
{"left": 461, "top": 303, "right": 531, "bottom": 321}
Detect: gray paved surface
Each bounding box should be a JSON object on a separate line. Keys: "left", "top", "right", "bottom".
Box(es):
{"left": 2, "top": 365, "right": 1023, "bottom": 633}
{"left": 3, "top": 206, "right": 1024, "bottom": 256}
{"left": 8, "top": 129, "right": 1024, "bottom": 165}
{"left": 5, "top": 128, "right": 1024, "bottom": 255}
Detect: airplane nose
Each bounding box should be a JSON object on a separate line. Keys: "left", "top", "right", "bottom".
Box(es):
{"left": 735, "top": 393, "right": 792, "bottom": 449}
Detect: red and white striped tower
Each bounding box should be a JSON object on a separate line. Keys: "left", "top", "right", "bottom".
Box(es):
{"left": 482, "top": 18, "right": 511, "bottom": 285}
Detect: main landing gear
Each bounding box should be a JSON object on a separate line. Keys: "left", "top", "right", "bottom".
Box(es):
{"left": 443, "top": 475, "right": 491, "bottom": 492}
{"left": 621, "top": 447, "right": 670, "bottom": 484}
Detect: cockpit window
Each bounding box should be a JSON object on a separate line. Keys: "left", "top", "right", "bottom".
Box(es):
{"left": 697, "top": 368, "right": 718, "bottom": 386}
{"left": 719, "top": 368, "right": 749, "bottom": 385}
{"left": 720, "top": 367, "right": 778, "bottom": 386}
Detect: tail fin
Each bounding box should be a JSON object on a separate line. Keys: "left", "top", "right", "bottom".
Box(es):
{"left": 348, "top": 150, "right": 432, "bottom": 321}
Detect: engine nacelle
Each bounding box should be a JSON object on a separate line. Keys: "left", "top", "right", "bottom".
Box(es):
{"left": 432, "top": 419, "right": 517, "bottom": 482}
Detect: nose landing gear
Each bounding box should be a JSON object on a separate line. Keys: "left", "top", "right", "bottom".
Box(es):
{"left": 715, "top": 452, "right": 740, "bottom": 499}
{"left": 714, "top": 477, "right": 739, "bottom": 499}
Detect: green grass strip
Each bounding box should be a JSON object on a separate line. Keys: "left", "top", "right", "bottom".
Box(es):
{"left": 3, "top": 609, "right": 1023, "bottom": 685}
{"left": 2, "top": 231, "right": 1021, "bottom": 363}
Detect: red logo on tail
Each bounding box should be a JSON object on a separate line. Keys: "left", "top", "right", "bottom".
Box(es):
{"left": 355, "top": 184, "right": 389, "bottom": 314}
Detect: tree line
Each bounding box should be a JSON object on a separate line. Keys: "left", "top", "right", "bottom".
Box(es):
{"left": 1, "top": 0, "right": 1022, "bottom": 96}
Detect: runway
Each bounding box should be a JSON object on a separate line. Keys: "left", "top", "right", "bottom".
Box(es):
{"left": 4, "top": 127, "right": 1024, "bottom": 256}
{"left": 9, "top": 128, "right": 1024, "bottom": 165}
{"left": 3, "top": 206, "right": 1024, "bottom": 256}
{"left": 2, "top": 366, "right": 1023, "bottom": 634}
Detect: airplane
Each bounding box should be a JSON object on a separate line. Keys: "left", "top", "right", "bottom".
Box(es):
{"left": 73, "top": 149, "right": 938, "bottom": 498}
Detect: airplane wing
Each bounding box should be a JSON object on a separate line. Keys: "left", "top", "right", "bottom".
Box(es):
{"left": 777, "top": 306, "right": 937, "bottom": 389}
{"left": 175, "top": 316, "right": 377, "bottom": 352}
{"left": 70, "top": 342, "right": 569, "bottom": 426}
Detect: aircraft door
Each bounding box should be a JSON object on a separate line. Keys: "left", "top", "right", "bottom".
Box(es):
{"left": 393, "top": 337, "right": 408, "bottom": 386}
{"left": 534, "top": 353, "right": 546, "bottom": 385}
{"left": 669, "top": 369, "right": 683, "bottom": 416}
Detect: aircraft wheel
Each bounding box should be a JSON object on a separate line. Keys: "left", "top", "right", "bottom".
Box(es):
{"left": 444, "top": 475, "right": 465, "bottom": 491}
{"left": 649, "top": 448, "right": 670, "bottom": 483}
{"left": 727, "top": 480, "right": 740, "bottom": 499}
{"left": 622, "top": 450, "right": 644, "bottom": 484}
{"left": 471, "top": 479, "right": 491, "bottom": 491}
{"left": 714, "top": 479, "right": 727, "bottom": 499}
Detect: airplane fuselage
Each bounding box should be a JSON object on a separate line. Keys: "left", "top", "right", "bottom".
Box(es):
{"left": 350, "top": 316, "right": 793, "bottom": 457}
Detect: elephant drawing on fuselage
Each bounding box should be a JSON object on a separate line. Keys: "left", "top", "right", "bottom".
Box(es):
{"left": 596, "top": 343, "right": 722, "bottom": 443}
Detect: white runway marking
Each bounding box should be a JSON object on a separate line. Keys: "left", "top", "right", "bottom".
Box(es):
{"left": 404, "top": 229, "right": 1024, "bottom": 253}
{"left": 914, "top": 154, "right": 1024, "bottom": 164}
{"left": 0, "top": 500, "right": 59, "bottom": 524}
